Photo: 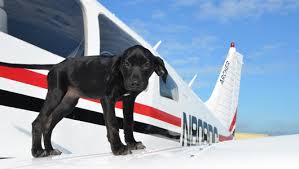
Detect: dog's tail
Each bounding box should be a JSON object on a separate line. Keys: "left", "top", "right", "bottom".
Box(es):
{"left": 0, "top": 61, "right": 54, "bottom": 70}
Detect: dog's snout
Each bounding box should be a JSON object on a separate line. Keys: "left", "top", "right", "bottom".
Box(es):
{"left": 131, "top": 80, "right": 140, "bottom": 88}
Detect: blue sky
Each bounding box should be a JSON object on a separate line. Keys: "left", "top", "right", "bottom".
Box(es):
{"left": 99, "top": 0, "right": 299, "bottom": 135}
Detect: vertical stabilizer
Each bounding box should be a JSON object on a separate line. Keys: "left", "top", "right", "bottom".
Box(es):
{"left": 205, "top": 42, "right": 243, "bottom": 135}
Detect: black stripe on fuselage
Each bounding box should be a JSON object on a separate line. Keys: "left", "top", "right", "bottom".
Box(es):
{"left": 0, "top": 89, "right": 180, "bottom": 141}
{"left": 0, "top": 157, "right": 11, "bottom": 159}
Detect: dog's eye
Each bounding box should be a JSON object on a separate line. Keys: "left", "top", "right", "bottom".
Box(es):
{"left": 143, "top": 62, "right": 151, "bottom": 69}
{"left": 123, "top": 61, "right": 131, "bottom": 68}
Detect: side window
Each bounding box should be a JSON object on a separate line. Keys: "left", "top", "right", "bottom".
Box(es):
{"left": 4, "top": 0, "right": 85, "bottom": 58}
{"left": 160, "top": 76, "right": 179, "bottom": 101}
{"left": 98, "top": 14, "right": 140, "bottom": 55}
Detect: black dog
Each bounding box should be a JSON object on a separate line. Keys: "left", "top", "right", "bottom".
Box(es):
{"left": 0, "top": 45, "right": 168, "bottom": 157}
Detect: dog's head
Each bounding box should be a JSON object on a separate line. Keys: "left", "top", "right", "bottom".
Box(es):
{"left": 114, "top": 45, "right": 168, "bottom": 92}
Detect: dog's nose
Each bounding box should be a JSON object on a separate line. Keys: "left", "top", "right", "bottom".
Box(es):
{"left": 131, "top": 80, "right": 140, "bottom": 88}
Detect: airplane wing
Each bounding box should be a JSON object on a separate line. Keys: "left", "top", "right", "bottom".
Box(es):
{"left": 1, "top": 134, "right": 298, "bottom": 169}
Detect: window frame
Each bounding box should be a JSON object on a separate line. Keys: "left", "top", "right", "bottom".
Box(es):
{"left": 159, "top": 74, "right": 180, "bottom": 102}
{"left": 97, "top": 13, "right": 141, "bottom": 56}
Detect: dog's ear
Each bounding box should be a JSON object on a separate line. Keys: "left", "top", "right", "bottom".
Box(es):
{"left": 154, "top": 56, "right": 168, "bottom": 83}
{"left": 111, "top": 56, "right": 121, "bottom": 75}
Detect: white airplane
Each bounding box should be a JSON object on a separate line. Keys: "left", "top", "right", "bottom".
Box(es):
{"left": 0, "top": 0, "right": 298, "bottom": 168}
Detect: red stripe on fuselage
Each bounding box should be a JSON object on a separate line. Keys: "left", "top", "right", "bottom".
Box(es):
{"left": 0, "top": 66, "right": 181, "bottom": 127}
{"left": 0, "top": 66, "right": 233, "bottom": 141}
{"left": 219, "top": 135, "right": 234, "bottom": 142}
{"left": 0, "top": 66, "right": 48, "bottom": 89}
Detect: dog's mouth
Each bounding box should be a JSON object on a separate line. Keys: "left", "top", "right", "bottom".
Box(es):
{"left": 124, "top": 84, "right": 145, "bottom": 92}
{"left": 125, "top": 87, "right": 144, "bottom": 92}
{"left": 124, "top": 80, "right": 147, "bottom": 92}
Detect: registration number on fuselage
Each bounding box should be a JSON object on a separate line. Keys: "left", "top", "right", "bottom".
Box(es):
{"left": 181, "top": 112, "right": 219, "bottom": 146}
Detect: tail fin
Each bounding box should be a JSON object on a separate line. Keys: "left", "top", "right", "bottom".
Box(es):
{"left": 205, "top": 42, "right": 243, "bottom": 135}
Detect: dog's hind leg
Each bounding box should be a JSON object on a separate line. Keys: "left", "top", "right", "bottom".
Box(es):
{"left": 31, "top": 114, "right": 46, "bottom": 157}
{"left": 42, "top": 89, "right": 79, "bottom": 156}
{"left": 101, "top": 98, "right": 111, "bottom": 143}
{"left": 31, "top": 71, "right": 67, "bottom": 158}
{"left": 31, "top": 90, "right": 66, "bottom": 157}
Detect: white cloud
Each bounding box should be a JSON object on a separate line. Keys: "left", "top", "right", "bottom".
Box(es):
{"left": 161, "top": 34, "right": 219, "bottom": 54}
{"left": 129, "top": 19, "right": 153, "bottom": 41}
{"left": 197, "top": 0, "right": 299, "bottom": 22}
{"left": 125, "top": 0, "right": 160, "bottom": 6}
{"left": 248, "top": 43, "right": 285, "bottom": 60}
{"left": 158, "top": 42, "right": 190, "bottom": 63}
{"left": 173, "top": 0, "right": 199, "bottom": 7}
{"left": 243, "top": 63, "right": 297, "bottom": 75}
{"left": 161, "top": 24, "right": 190, "bottom": 33}
{"left": 262, "top": 43, "right": 284, "bottom": 50}
{"left": 126, "top": 0, "right": 147, "bottom": 5}
{"left": 198, "top": 65, "right": 221, "bottom": 74}
{"left": 129, "top": 19, "right": 189, "bottom": 40}
{"left": 191, "top": 35, "right": 219, "bottom": 52}
{"left": 177, "top": 65, "right": 220, "bottom": 77}
{"left": 151, "top": 10, "right": 166, "bottom": 20}
{"left": 169, "top": 56, "right": 200, "bottom": 65}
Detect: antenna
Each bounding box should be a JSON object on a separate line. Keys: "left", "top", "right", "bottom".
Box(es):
{"left": 188, "top": 74, "right": 197, "bottom": 88}
{"left": 153, "top": 40, "right": 162, "bottom": 50}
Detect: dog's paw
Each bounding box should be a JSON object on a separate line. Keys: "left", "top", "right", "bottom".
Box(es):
{"left": 127, "top": 141, "right": 146, "bottom": 150}
{"left": 112, "top": 145, "right": 132, "bottom": 155}
{"left": 47, "top": 149, "right": 62, "bottom": 156}
{"left": 31, "top": 148, "right": 48, "bottom": 158}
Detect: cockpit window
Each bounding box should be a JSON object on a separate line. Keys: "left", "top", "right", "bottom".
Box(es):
{"left": 4, "top": 0, "right": 85, "bottom": 58}
{"left": 160, "top": 76, "right": 179, "bottom": 101}
{"left": 98, "top": 14, "right": 140, "bottom": 56}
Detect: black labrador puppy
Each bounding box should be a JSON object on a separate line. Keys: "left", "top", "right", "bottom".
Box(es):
{"left": 0, "top": 45, "right": 168, "bottom": 157}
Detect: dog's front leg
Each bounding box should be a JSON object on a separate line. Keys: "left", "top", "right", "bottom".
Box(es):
{"left": 101, "top": 97, "right": 131, "bottom": 155}
{"left": 122, "top": 95, "right": 146, "bottom": 150}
